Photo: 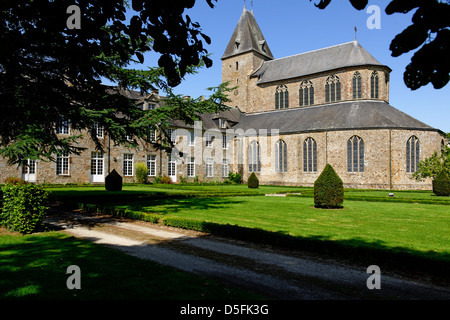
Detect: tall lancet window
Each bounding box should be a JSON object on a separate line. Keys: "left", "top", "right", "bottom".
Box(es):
{"left": 275, "top": 85, "right": 289, "bottom": 109}
{"left": 299, "top": 81, "right": 314, "bottom": 106}
{"left": 303, "top": 137, "right": 317, "bottom": 173}
{"left": 371, "top": 71, "right": 379, "bottom": 99}
{"left": 352, "top": 72, "right": 362, "bottom": 99}
{"left": 406, "top": 136, "right": 420, "bottom": 173}
{"left": 248, "top": 141, "right": 261, "bottom": 172}
{"left": 347, "top": 136, "right": 364, "bottom": 173}
{"left": 275, "top": 140, "right": 288, "bottom": 173}
{"left": 325, "top": 75, "right": 341, "bottom": 103}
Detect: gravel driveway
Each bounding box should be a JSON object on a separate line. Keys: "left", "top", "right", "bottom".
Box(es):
{"left": 46, "top": 211, "right": 450, "bottom": 300}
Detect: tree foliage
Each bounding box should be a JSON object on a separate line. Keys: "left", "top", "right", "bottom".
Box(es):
{"left": 0, "top": 0, "right": 228, "bottom": 165}
{"left": 311, "top": 0, "right": 450, "bottom": 90}
{"left": 413, "top": 145, "right": 450, "bottom": 181}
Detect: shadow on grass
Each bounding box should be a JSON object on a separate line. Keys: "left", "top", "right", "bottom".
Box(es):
{"left": 0, "top": 230, "right": 260, "bottom": 300}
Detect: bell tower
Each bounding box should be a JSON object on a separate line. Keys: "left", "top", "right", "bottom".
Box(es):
{"left": 221, "top": 7, "right": 273, "bottom": 111}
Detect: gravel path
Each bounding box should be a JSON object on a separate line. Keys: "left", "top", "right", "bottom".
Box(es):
{"left": 46, "top": 211, "right": 450, "bottom": 300}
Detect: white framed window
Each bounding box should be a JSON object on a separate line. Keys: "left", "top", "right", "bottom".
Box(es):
{"left": 222, "top": 135, "right": 228, "bottom": 149}
{"left": 147, "top": 155, "right": 156, "bottom": 176}
{"left": 188, "top": 131, "right": 195, "bottom": 146}
{"left": 149, "top": 129, "right": 156, "bottom": 142}
{"left": 126, "top": 134, "right": 133, "bottom": 142}
{"left": 206, "top": 134, "right": 213, "bottom": 148}
{"left": 56, "top": 151, "right": 70, "bottom": 175}
{"left": 168, "top": 129, "right": 176, "bottom": 143}
{"left": 187, "top": 157, "right": 195, "bottom": 177}
{"left": 206, "top": 158, "right": 214, "bottom": 177}
{"left": 222, "top": 159, "right": 229, "bottom": 177}
{"left": 168, "top": 155, "right": 176, "bottom": 177}
{"left": 123, "top": 154, "right": 134, "bottom": 176}
{"left": 93, "top": 122, "right": 104, "bottom": 138}
{"left": 56, "top": 118, "right": 70, "bottom": 135}
{"left": 91, "top": 152, "right": 104, "bottom": 176}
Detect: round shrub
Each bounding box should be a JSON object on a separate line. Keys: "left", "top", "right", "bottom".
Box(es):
{"left": 105, "top": 169, "right": 123, "bottom": 191}
{"left": 314, "top": 164, "right": 344, "bottom": 208}
{"left": 248, "top": 172, "right": 259, "bottom": 189}
{"left": 0, "top": 183, "right": 49, "bottom": 234}
{"left": 432, "top": 171, "right": 450, "bottom": 196}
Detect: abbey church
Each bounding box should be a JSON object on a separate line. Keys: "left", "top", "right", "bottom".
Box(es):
{"left": 220, "top": 8, "right": 446, "bottom": 190}
{"left": 0, "top": 8, "right": 446, "bottom": 190}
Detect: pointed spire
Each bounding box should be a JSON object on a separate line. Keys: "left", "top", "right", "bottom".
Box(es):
{"left": 222, "top": 8, "right": 274, "bottom": 60}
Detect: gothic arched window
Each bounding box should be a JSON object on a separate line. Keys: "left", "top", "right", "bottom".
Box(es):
{"left": 371, "top": 71, "right": 379, "bottom": 99}
{"left": 347, "top": 136, "right": 364, "bottom": 173}
{"left": 275, "top": 85, "right": 289, "bottom": 109}
{"left": 248, "top": 140, "right": 261, "bottom": 172}
{"left": 299, "top": 81, "right": 314, "bottom": 106}
{"left": 406, "top": 136, "right": 420, "bottom": 173}
{"left": 275, "top": 140, "right": 287, "bottom": 173}
{"left": 353, "top": 72, "right": 362, "bottom": 99}
{"left": 325, "top": 75, "right": 341, "bottom": 103}
{"left": 303, "top": 137, "right": 317, "bottom": 172}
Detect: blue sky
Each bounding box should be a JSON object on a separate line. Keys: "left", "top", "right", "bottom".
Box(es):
{"left": 111, "top": 0, "right": 450, "bottom": 132}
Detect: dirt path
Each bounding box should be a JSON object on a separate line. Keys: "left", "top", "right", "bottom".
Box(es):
{"left": 46, "top": 211, "right": 450, "bottom": 300}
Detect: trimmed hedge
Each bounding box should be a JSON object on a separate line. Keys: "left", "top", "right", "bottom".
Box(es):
{"left": 247, "top": 172, "right": 259, "bottom": 189}
{"left": 432, "top": 171, "right": 450, "bottom": 196}
{"left": 0, "top": 183, "right": 48, "bottom": 234}
{"left": 314, "top": 164, "right": 344, "bottom": 208}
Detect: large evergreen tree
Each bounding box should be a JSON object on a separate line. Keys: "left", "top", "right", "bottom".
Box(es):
{"left": 0, "top": 0, "right": 230, "bottom": 165}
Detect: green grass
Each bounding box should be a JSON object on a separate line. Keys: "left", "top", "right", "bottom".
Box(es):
{"left": 102, "top": 196, "right": 450, "bottom": 260}
{"left": 46, "top": 184, "right": 450, "bottom": 262}
{"left": 3, "top": 183, "right": 449, "bottom": 299}
{"left": 0, "top": 229, "right": 263, "bottom": 300}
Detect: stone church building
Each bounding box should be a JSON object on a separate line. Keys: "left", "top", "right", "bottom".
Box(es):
{"left": 0, "top": 8, "right": 446, "bottom": 190}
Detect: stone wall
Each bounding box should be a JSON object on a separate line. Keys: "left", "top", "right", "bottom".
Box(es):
{"left": 235, "top": 128, "right": 444, "bottom": 190}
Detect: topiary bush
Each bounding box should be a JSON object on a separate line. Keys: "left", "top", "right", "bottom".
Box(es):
{"left": 247, "top": 172, "right": 259, "bottom": 189}
{"left": 0, "top": 183, "right": 49, "bottom": 234}
{"left": 432, "top": 171, "right": 450, "bottom": 196}
{"left": 105, "top": 169, "right": 123, "bottom": 191}
{"left": 135, "top": 162, "right": 149, "bottom": 184}
{"left": 314, "top": 164, "right": 344, "bottom": 208}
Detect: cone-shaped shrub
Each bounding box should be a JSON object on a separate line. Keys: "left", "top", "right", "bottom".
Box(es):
{"left": 432, "top": 171, "right": 450, "bottom": 196}
{"left": 248, "top": 172, "right": 259, "bottom": 188}
{"left": 314, "top": 164, "right": 344, "bottom": 208}
{"left": 105, "top": 169, "right": 123, "bottom": 191}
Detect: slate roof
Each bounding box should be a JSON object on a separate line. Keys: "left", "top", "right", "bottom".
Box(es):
{"left": 233, "top": 100, "right": 439, "bottom": 135}
{"left": 222, "top": 8, "right": 274, "bottom": 61}
{"left": 253, "top": 40, "right": 390, "bottom": 84}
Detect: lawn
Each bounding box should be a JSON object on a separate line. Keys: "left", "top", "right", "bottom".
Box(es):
{"left": 99, "top": 195, "right": 450, "bottom": 260}
{"left": 0, "top": 228, "right": 263, "bottom": 300}
{"left": 46, "top": 184, "right": 450, "bottom": 262}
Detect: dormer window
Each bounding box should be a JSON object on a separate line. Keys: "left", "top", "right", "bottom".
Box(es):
{"left": 235, "top": 40, "right": 240, "bottom": 50}
{"left": 220, "top": 119, "right": 227, "bottom": 129}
